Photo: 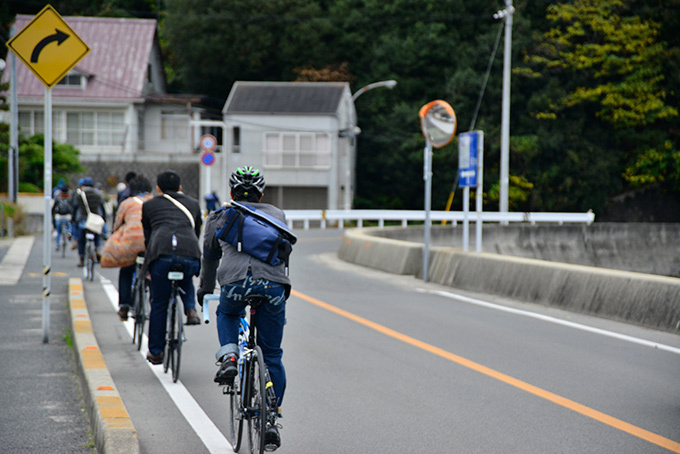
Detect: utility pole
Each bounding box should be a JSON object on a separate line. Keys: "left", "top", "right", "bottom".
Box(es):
{"left": 495, "top": 0, "right": 514, "bottom": 217}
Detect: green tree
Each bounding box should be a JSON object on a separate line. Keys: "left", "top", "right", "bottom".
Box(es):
{"left": 526, "top": 0, "right": 676, "bottom": 128}
{"left": 162, "top": 0, "right": 334, "bottom": 100}
{"left": 0, "top": 132, "right": 85, "bottom": 193}
{"left": 519, "top": 0, "right": 679, "bottom": 212}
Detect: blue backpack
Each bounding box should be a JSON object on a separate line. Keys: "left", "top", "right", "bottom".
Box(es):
{"left": 215, "top": 201, "right": 297, "bottom": 274}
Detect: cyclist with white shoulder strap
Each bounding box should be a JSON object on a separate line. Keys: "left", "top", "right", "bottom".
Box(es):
{"left": 141, "top": 170, "right": 203, "bottom": 365}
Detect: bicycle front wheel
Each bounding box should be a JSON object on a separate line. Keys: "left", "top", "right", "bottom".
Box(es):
{"left": 246, "top": 346, "right": 267, "bottom": 454}
{"left": 228, "top": 369, "right": 244, "bottom": 451}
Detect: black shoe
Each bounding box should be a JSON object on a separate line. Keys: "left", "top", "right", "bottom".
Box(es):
{"left": 146, "top": 352, "right": 163, "bottom": 365}
{"left": 117, "top": 307, "right": 129, "bottom": 321}
{"left": 77, "top": 257, "right": 84, "bottom": 267}
{"left": 214, "top": 354, "right": 237, "bottom": 384}
{"left": 185, "top": 308, "right": 200, "bottom": 325}
{"left": 264, "top": 423, "right": 281, "bottom": 451}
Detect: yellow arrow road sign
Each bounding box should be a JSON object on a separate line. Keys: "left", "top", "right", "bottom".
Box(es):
{"left": 6, "top": 4, "right": 90, "bottom": 88}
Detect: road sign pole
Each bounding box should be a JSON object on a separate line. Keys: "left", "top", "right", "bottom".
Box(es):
{"left": 475, "top": 132, "right": 484, "bottom": 252}
{"left": 423, "top": 140, "right": 432, "bottom": 282}
{"left": 42, "top": 86, "right": 53, "bottom": 343}
{"left": 9, "top": 24, "right": 19, "bottom": 205}
{"left": 463, "top": 186, "right": 470, "bottom": 251}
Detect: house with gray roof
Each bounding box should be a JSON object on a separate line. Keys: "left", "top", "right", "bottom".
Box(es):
{"left": 2, "top": 14, "right": 212, "bottom": 196}
{"left": 220, "top": 81, "right": 357, "bottom": 210}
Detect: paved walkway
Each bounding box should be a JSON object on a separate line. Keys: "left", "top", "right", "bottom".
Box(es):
{"left": 0, "top": 235, "right": 126, "bottom": 453}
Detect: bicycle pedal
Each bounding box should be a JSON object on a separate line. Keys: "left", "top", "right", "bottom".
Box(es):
{"left": 264, "top": 444, "right": 279, "bottom": 452}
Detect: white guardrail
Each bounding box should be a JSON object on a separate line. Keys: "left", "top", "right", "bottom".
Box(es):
{"left": 284, "top": 210, "right": 595, "bottom": 230}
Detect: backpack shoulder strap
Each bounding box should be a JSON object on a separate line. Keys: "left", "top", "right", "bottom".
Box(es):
{"left": 217, "top": 207, "right": 244, "bottom": 251}
{"left": 79, "top": 189, "right": 92, "bottom": 214}
{"left": 162, "top": 194, "right": 195, "bottom": 229}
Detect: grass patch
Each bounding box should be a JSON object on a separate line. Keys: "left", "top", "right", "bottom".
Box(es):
{"left": 62, "top": 329, "right": 73, "bottom": 348}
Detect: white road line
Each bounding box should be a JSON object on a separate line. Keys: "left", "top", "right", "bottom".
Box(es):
{"left": 417, "top": 288, "right": 680, "bottom": 355}
{"left": 100, "top": 276, "right": 233, "bottom": 454}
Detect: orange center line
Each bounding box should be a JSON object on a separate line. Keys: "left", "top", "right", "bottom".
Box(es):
{"left": 291, "top": 289, "right": 680, "bottom": 453}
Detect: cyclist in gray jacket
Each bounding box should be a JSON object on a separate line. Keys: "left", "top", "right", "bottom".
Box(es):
{"left": 198, "top": 166, "right": 290, "bottom": 449}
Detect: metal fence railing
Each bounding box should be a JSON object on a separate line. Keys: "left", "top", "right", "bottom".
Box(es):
{"left": 284, "top": 209, "right": 595, "bottom": 230}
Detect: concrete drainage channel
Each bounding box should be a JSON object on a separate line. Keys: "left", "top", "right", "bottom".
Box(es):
{"left": 68, "top": 277, "right": 140, "bottom": 454}
{"left": 338, "top": 227, "right": 680, "bottom": 333}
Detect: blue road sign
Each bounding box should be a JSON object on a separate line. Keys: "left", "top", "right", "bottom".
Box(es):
{"left": 458, "top": 131, "right": 480, "bottom": 187}
{"left": 201, "top": 151, "right": 215, "bottom": 166}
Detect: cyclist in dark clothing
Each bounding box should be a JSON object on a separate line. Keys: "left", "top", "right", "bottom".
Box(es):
{"left": 72, "top": 177, "right": 106, "bottom": 267}
{"left": 141, "top": 170, "right": 202, "bottom": 365}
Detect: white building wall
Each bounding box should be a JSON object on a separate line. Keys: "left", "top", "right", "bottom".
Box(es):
{"left": 142, "top": 105, "right": 193, "bottom": 155}
{"left": 223, "top": 113, "right": 345, "bottom": 209}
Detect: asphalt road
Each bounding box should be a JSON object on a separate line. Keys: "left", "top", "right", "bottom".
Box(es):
{"left": 6, "top": 229, "right": 679, "bottom": 453}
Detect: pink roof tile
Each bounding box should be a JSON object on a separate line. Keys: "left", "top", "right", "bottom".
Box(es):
{"left": 7, "top": 15, "right": 158, "bottom": 100}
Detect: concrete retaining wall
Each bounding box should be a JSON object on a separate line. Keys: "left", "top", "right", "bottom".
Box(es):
{"left": 338, "top": 227, "right": 680, "bottom": 333}
{"left": 372, "top": 223, "right": 680, "bottom": 277}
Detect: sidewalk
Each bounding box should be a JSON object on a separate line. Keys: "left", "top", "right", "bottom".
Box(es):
{"left": 0, "top": 235, "right": 94, "bottom": 452}
{"left": 0, "top": 235, "right": 137, "bottom": 453}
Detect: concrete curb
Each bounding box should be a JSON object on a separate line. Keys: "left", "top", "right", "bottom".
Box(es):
{"left": 339, "top": 228, "right": 680, "bottom": 333}
{"left": 68, "top": 278, "right": 140, "bottom": 454}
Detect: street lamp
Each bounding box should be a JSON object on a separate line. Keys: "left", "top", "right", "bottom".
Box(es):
{"left": 343, "top": 79, "right": 397, "bottom": 210}
{"left": 352, "top": 79, "right": 397, "bottom": 102}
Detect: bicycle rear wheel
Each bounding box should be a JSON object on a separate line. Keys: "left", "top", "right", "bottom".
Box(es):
{"left": 85, "top": 243, "right": 95, "bottom": 281}
{"left": 60, "top": 226, "right": 68, "bottom": 257}
{"left": 227, "top": 370, "right": 244, "bottom": 451}
{"left": 163, "top": 299, "right": 175, "bottom": 374}
{"left": 171, "top": 296, "right": 183, "bottom": 383}
{"left": 246, "top": 346, "right": 267, "bottom": 454}
{"left": 132, "top": 278, "right": 148, "bottom": 350}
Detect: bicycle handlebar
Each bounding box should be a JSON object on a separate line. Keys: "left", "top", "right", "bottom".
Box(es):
{"left": 202, "top": 294, "right": 220, "bottom": 324}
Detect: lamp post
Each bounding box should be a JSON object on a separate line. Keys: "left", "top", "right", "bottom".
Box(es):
{"left": 344, "top": 79, "right": 397, "bottom": 210}
{"left": 494, "top": 0, "right": 514, "bottom": 218}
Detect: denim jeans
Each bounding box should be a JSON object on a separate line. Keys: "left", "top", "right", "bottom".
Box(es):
{"left": 118, "top": 264, "right": 135, "bottom": 308}
{"left": 215, "top": 273, "right": 287, "bottom": 406}
{"left": 147, "top": 255, "right": 200, "bottom": 355}
{"left": 76, "top": 220, "right": 102, "bottom": 258}
{"left": 54, "top": 218, "right": 71, "bottom": 247}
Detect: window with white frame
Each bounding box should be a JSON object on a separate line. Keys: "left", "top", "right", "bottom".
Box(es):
{"left": 66, "top": 111, "right": 125, "bottom": 146}
{"left": 263, "top": 132, "right": 331, "bottom": 168}
{"left": 161, "top": 111, "right": 189, "bottom": 140}
{"left": 20, "top": 110, "right": 124, "bottom": 147}
{"left": 56, "top": 73, "right": 85, "bottom": 88}
{"left": 19, "top": 110, "right": 65, "bottom": 141}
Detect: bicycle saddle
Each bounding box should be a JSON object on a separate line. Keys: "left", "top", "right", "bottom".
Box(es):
{"left": 169, "top": 262, "right": 185, "bottom": 272}
{"left": 243, "top": 295, "right": 269, "bottom": 308}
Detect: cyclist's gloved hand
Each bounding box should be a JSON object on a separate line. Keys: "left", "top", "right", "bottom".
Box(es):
{"left": 197, "top": 288, "right": 212, "bottom": 307}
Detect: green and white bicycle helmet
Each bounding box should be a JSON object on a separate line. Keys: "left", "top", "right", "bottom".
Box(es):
{"left": 229, "top": 166, "right": 266, "bottom": 195}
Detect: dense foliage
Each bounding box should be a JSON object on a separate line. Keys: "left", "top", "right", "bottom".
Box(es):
{"left": 3, "top": 0, "right": 679, "bottom": 213}
{"left": 0, "top": 125, "right": 85, "bottom": 193}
